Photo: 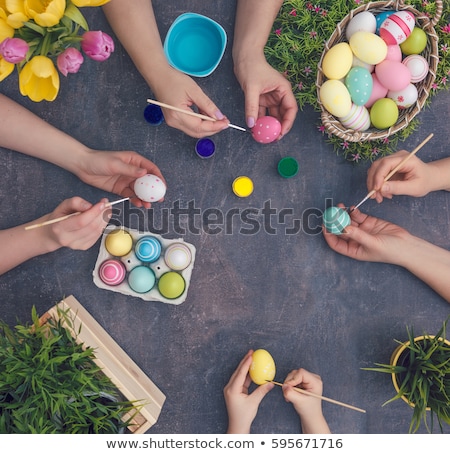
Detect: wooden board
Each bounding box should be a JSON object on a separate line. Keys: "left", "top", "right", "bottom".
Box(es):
{"left": 45, "top": 295, "right": 166, "bottom": 434}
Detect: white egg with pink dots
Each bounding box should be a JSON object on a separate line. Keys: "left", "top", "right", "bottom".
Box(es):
{"left": 251, "top": 116, "right": 282, "bottom": 144}
{"left": 134, "top": 174, "right": 166, "bottom": 202}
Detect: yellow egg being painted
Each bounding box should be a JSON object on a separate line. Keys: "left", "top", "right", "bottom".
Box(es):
{"left": 249, "top": 349, "right": 276, "bottom": 385}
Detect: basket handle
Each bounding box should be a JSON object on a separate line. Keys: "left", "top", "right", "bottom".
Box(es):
{"left": 396, "top": 0, "right": 443, "bottom": 26}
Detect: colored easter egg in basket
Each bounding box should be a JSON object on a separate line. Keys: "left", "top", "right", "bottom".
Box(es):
{"left": 251, "top": 116, "right": 281, "bottom": 144}
{"left": 323, "top": 207, "right": 351, "bottom": 235}
{"left": 322, "top": 42, "right": 353, "bottom": 79}
{"left": 379, "top": 11, "right": 415, "bottom": 45}
{"left": 345, "top": 11, "right": 377, "bottom": 40}
{"left": 249, "top": 349, "right": 276, "bottom": 385}
{"left": 164, "top": 243, "right": 192, "bottom": 271}
{"left": 345, "top": 66, "right": 373, "bottom": 106}
{"left": 370, "top": 98, "right": 399, "bottom": 129}
{"left": 388, "top": 83, "right": 418, "bottom": 109}
{"left": 134, "top": 174, "right": 166, "bottom": 203}
{"left": 339, "top": 103, "right": 371, "bottom": 132}
{"left": 365, "top": 73, "right": 388, "bottom": 108}
{"left": 319, "top": 80, "right": 352, "bottom": 118}
{"left": 400, "top": 27, "right": 427, "bottom": 55}
{"left": 135, "top": 236, "right": 162, "bottom": 263}
{"left": 128, "top": 265, "right": 156, "bottom": 294}
{"left": 158, "top": 271, "right": 186, "bottom": 299}
{"left": 105, "top": 229, "right": 133, "bottom": 257}
{"left": 402, "top": 54, "right": 429, "bottom": 83}
{"left": 375, "top": 60, "right": 411, "bottom": 92}
{"left": 99, "top": 259, "right": 126, "bottom": 286}
{"left": 375, "top": 11, "right": 395, "bottom": 34}
{"left": 349, "top": 31, "right": 387, "bottom": 65}
{"left": 385, "top": 44, "right": 403, "bottom": 62}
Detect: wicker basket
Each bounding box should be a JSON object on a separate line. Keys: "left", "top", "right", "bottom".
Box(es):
{"left": 316, "top": 0, "right": 442, "bottom": 142}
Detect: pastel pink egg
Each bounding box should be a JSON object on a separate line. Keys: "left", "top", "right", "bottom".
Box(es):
{"left": 365, "top": 73, "right": 388, "bottom": 108}
{"left": 385, "top": 44, "right": 403, "bottom": 62}
{"left": 251, "top": 116, "right": 282, "bottom": 144}
{"left": 379, "top": 11, "right": 415, "bottom": 45}
{"left": 375, "top": 60, "right": 411, "bottom": 91}
{"left": 99, "top": 259, "right": 126, "bottom": 286}
{"left": 402, "top": 54, "right": 429, "bottom": 83}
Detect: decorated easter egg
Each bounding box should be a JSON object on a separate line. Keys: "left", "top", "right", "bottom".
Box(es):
{"left": 322, "top": 42, "right": 353, "bottom": 79}
{"left": 134, "top": 174, "right": 166, "bottom": 203}
{"left": 135, "top": 236, "right": 161, "bottom": 263}
{"left": 249, "top": 349, "right": 276, "bottom": 385}
{"left": 164, "top": 243, "right": 192, "bottom": 271}
{"left": 370, "top": 98, "right": 399, "bottom": 129}
{"left": 385, "top": 44, "right": 403, "bottom": 62}
{"left": 388, "top": 83, "right": 418, "bottom": 109}
{"left": 345, "top": 11, "right": 377, "bottom": 40}
{"left": 365, "top": 73, "right": 388, "bottom": 108}
{"left": 376, "top": 11, "right": 395, "bottom": 34}
{"left": 402, "top": 54, "right": 429, "bottom": 83}
{"left": 99, "top": 259, "right": 126, "bottom": 286}
{"left": 375, "top": 60, "right": 411, "bottom": 91}
{"left": 345, "top": 66, "right": 373, "bottom": 106}
{"left": 105, "top": 229, "right": 133, "bottom": 257}
{"left": 352, "top": 55, "right": 374, "bottom": 73}
{"left": 379, "top": 11, "right": 415, "bottom": 45}
{"left": 323, "top": 207, "right": 351, "bottom": 235}
{"left": 251, "top": 116, "right": 281, "bottom": 144}
{"left": 319, "top": 80, "right": 352, "bottom": 117}
{"left": 158, "top": 271, "right": 185, "bottom": 299}
{"left": 349, "top": 31, "right": 387, "bottom": 65}
{"left": 400, "top": 27, "right": 427, "bottom": 55}
{"left": 128, "top": 265, "right": 156, "bottom": 293}
{"left": 339, "top": 103, "right": 371, "bottom": 131}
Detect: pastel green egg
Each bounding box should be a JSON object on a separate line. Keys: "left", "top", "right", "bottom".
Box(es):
{"left": 158, "top": 271, "right": 185, "bottom": 299}
{"left": 319, "top": 80, "right": 352, "bottom": 118}
{"left": 345, "top": 66, "right": 373, "bottom": 106}
{"left": 400, "top": 27, "right": 428, "bottom": 55}
{"left": 323, "top": 207, "right": 351, "bottom": 235}
{"left": 370, "top": 98, "right": 399, "bottom": 129}
{"left": 322, "top": 42, "right": 353, "bottom": 80}
{"left": 249, "top": 349, "right": 276, "bottom": 385}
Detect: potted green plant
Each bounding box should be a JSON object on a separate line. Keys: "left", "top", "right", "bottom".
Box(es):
{"left": 0, "top": 306, "right": 141, "bottom": 434}
{"left": 363, "top": 317, "right": 450, "bottom": 433}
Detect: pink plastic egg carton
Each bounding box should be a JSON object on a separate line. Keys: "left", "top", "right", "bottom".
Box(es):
{"left": 93, "top": 226, "right": 196, "bottom": 305}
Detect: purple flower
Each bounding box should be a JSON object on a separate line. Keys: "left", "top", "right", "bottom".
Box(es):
{"left": 0, "top": 38, "right": 29, "bottom": 64}
{"left": 57, "top": 48, "right": 84, "bottom": 76}
{"left": 81, "top": 31, "right": 114, "bottom": 62}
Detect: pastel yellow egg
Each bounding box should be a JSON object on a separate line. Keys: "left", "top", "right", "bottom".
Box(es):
{"left": 249, "top": 349, "right": 276, "bottom": 385}
{"left": 349, "top": 31, "right": 387, "bottom": 65}
{"left": 322, "top": 42, "right": 353, "bottom": 80}
{"left": 105, "top": 229, "right": 133, "bottom": 257}
{"left": 319, "top": 80, "right": 352, "bottom": 117}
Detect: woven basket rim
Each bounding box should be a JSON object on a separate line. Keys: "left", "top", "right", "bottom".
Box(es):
{"left": 316, "top": 0, "right": 441, "bottom": 142}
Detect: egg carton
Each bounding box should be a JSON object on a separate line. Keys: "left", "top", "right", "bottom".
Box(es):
{"left": 93, "top": 226, "right": 196, "bottom": 305}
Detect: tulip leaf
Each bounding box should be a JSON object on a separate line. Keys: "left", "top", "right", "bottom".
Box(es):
{"left": 64, "top": 4, "right": 89, "bottom": 31}
{"left": 22, "top": 21, "right": 46, "bottom": 36}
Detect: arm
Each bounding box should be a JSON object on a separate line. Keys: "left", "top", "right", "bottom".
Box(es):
{"left": 323, "top": 205, "right": 450, "bottom": 303}
{"left": 102, "top": 0, "right": 229, "bottom": 137}
{"left": 282, "top": 369, "right": 331, "bottom": 434}
{"left": 0, "top": 198, "right": 110, "bottom": 275}
{"left": 0, "top": 94, "right": 164, "bottom": 208}
{"left": 367, "top": 151, "right": 450, "bottom": 203}
{"left": 233, "top": 0, "right": 298, "bottom": 135}
{"left": 223, "top": 350, "right": 274, "bottom": 434}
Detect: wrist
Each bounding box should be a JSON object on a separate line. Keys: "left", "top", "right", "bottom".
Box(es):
{"left": 427, "top": 160, "right": 450, "bottom": 192}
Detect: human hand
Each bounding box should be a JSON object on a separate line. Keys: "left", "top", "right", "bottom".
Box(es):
{"left": 43, "top": 197, "right": 111, "bottom": 252}
{"left": 150, "top": 66, "right": 230, "bottom": 138}
{"left": 223, "top": 350, "right": 274, "bottom": 434}
{"left": 73, "top": 149, "right": 166, "bottom": 208}
{"left": 367, "top": 150, "right": 435, "bottom": 203}
{"left": 323, "top": 204, "right": 411, "bottom": 265}
{"left": 233, "top": 56, "right": 298, "bottom": 137}
{"left": 282, "top": 368, "right": 330, "bottom": 434}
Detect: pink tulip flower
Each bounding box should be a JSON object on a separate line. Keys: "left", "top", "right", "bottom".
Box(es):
{"left": 81, "top": 31, "right": 114, "bottom": 62}
{"left": 0, "top": 37, "right": 29, "bottom": 64}
{"left": 57, "top": 48, "right": 84, "bottom": 76}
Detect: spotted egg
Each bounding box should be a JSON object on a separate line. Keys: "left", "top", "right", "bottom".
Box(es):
{"left": 345, "top": 66, "right": 373, "bottom": 106}
{"left": 251, "top": 116, "right": 282, "bottom": 144}
{"left": 249, "top": 349, "right": 276, "bottom": 385}
{"left": 134, "top": 174, "right": 166, "bottom": 203}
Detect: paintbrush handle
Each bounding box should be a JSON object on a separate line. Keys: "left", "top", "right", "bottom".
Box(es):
{"left": 25, "top": 198, "right": 129, "bottom": 231}
{"left": 270, "top": 381, "right": 366, "bottom": 414}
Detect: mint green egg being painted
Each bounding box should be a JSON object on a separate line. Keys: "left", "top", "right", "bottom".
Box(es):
{"left": 323, "top": 207, "right": 351, "bottom": 235}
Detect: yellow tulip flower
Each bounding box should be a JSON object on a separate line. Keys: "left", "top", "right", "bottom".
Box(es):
{"left": 5, "top": 0, "right": 32, "bottom": 28}
{"left": 72, "top": 0, "right": 111, "bottom": 6}
{"left": 0, "top": 16, "right": 14, "bottom": 41}
{"left": 0, "top": 55, "right": 14, "bottom": 81}
{"left": 19, "top": 55, "right": 60, "bottom": 102}
{"left": 24, "top": 0, "right": 65, "bottom": 27}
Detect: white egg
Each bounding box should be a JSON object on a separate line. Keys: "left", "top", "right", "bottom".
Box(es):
{"left": 134, "top": 174, "right": 166, "bottom": 202}
{"left": 402, "top": 55, "right": 429, "bottom": 83}
{"left": 346, "top": 11, "right": 377, "bottom": 40}
{"left": 388, "top": 83, "right": 418, "bottom": 109}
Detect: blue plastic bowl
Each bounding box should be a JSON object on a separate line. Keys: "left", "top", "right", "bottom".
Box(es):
{"left": 164, "top": 13, "right": 227, "bottom": 77}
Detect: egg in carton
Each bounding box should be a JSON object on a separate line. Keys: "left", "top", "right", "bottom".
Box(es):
{"left": 93, "top": 226, "right": 196, "bottom": 305}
